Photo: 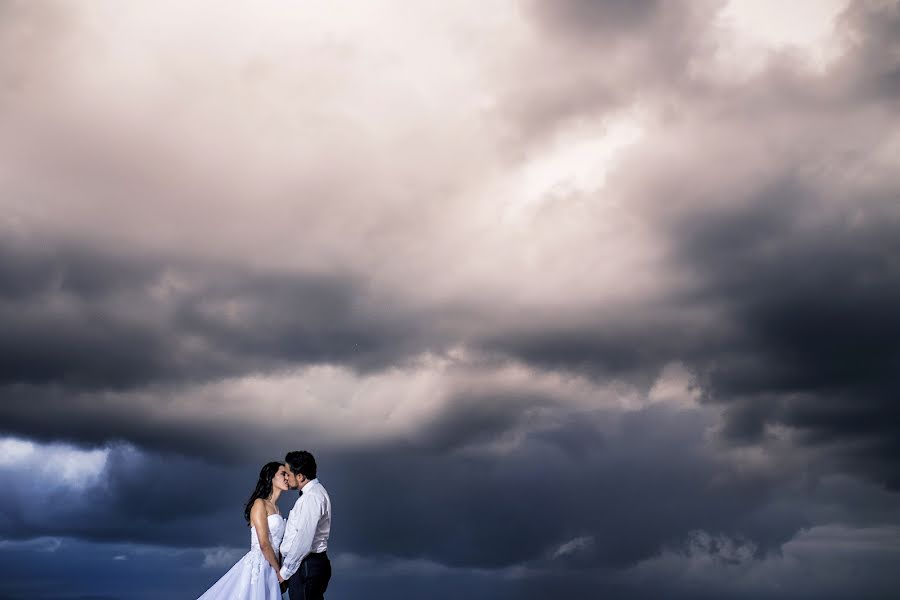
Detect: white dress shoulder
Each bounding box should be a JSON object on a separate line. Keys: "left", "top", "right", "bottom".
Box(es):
{"left": 197, "top": 513, "right": 285, "bottom": 600}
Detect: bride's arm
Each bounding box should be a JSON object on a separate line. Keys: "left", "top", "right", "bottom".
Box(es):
{"left": 249, "top": 500, "right": 282, "bottom": 576}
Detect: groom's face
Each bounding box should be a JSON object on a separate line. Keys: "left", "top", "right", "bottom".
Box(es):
{"left": 284, "top": 463, "right": 299, "bottom": 490}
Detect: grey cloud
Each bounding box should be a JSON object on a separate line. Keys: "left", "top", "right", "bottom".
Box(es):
{"left": 663, "top": 144, "right": 900, "bottom": 488}
{"left": 624, "top": 524, "right": 900, "bottom": 600}
{"left": 0, "top": 384, "right": 258, "bottom": 462}
{"left": 3, "top": 527, "right": 900, "bottom": 600}
{"left": 0, "top": 236, "right": 434, "bottom": 391}
{"left": 405, "top": 390, "right": 554, "bottom": 453}
{"left": 483, "top": 0, "right": 900, "bottom": 493}
{"left": 529, "top": 0, "right": 664, "bottom": 38}
{"left": 8, "top": 399, "right": 900, "bottom": 598}
{"left": 503, "top": 0, "right": 717, "bottom": 147}
{"left": 834, "top": 0, "right": 900, "bottom": 101}
{"left": 0, "top": 404, "right": 779, "bottom": 566}
{"left": 477, "top": 318, "right": 692, "bottom": 387}
{"left": 329, "top": 404, "right": 807, "bottom": 570}
{"left": 0, "top": 444, "right": 254, "bottom": 548}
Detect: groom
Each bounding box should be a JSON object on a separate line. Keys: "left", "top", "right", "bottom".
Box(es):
{"left": 279, "top": 450, "right": 332, "bottom": 599}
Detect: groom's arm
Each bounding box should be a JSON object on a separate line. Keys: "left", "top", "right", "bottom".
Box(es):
{"left": 279, "top": 493, "right": 323, "bottom": 580}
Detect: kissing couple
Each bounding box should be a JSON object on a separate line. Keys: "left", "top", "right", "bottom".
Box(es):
{"left": 197, "top": 450, "right": 333, "bottom": 600}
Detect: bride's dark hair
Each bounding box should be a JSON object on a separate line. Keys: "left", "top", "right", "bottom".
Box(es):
{"left": 243, "top": 461, "right": 283, "bottom": 526}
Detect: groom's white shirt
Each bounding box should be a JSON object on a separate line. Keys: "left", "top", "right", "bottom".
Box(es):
{"left": 279, "top": 478, "right": 331, "bottom": 580}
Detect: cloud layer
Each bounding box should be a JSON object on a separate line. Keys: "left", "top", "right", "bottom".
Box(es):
{"left": 1, "top": 1, "right": 899, "bottom": 598}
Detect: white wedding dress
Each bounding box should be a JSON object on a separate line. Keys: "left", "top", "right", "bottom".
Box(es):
{"left": 198, "top": 513, "right": 286, "bottom": 600}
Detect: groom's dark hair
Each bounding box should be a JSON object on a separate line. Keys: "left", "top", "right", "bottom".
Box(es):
{"left": 285, "top": 450, "right": 317, "bottom": 480}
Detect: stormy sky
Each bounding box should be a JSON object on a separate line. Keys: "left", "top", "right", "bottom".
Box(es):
{"left": 1, "top": 0, "right": 900, "bottom": 598}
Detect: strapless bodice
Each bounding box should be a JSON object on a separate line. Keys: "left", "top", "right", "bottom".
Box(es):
{"left": 250, "top": 513, "right": 285, "bottom": 551}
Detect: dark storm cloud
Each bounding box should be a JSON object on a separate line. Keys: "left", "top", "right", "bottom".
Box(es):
{"left": 172, "top": 267, "right": 428, "bottom": 373}
{"left": 642, "top": 0, "right": 900, "bottom": 488}
{"left": 8, "top": 397, "right": 898, "bottom": 599}
{"left": 406, "top": 389, "right": 553, "bottom": 453}
{"left": 0, "top": 405, "right": 819, "bottom": 567}
{"left": 480, "top": 0, "right": 900, "bottom": 493}
{"left": 3, "top": 525, "right": 900, "bottom": 600}
{"left": 0, "top": 384, "right": 260, "bottom": 461}
{"left": 0, "top": 236, "right": 431, "bottom": 391}
{"left": 0, "top": 241, "right": 188, "bottom": 389}
{"left": 675, "top": 179, "right": 900, "bottom": 487}
{"left": 329, "top": 405, "right": 804, "bottom": 570}
{"left": 477, "top": 318, "right": 693, "bottom": 387}
{"left": 0, "top": 444, "right": 255, "bottom": 548}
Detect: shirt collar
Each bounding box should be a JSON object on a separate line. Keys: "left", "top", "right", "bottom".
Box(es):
{"left": 302, "top": 478, "right": 319, "bottom": 492}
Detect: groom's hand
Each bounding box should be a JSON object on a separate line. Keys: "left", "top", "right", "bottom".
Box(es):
{"left": 280, "top": 579, "right": 289, "bottom": 594}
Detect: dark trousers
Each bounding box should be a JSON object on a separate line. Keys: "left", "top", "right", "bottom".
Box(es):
{"left": 287, "top": 552, "right": 331, "bottom": 600}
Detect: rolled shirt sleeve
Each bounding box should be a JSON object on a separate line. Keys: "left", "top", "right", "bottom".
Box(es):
{"left": 279, "top": 492, "right": 324, "bottom": 580}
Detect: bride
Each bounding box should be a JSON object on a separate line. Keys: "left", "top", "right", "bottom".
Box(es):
{"left": 198, "top": 461, "right": 289, "bottom": 600}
